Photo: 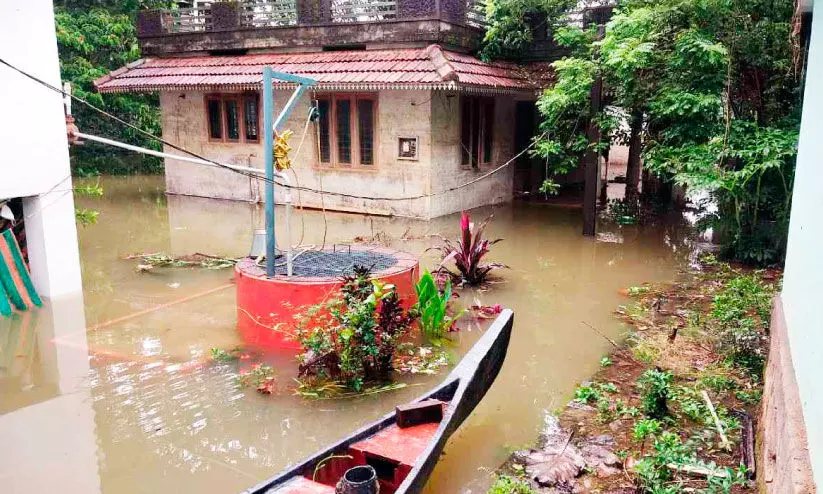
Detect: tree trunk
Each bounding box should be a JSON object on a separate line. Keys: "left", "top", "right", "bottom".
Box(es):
{"left": 625, "top": 110, "right": 644, "bottom": 205}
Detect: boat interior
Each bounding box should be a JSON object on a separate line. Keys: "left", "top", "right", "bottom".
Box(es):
{"left": 271, "top": 398, "right": 449, "bottom": 493}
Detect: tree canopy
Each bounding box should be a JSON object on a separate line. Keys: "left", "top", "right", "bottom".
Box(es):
{"left": 483, "top": 0, "right": 802, "bottom": 265}
{"left": 55, "top": 1, "right": 170, "bottom": 174}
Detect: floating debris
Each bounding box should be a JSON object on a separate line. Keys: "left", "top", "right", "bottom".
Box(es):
{"left": 127, "top": 252, "right": 238, "bottom": 271}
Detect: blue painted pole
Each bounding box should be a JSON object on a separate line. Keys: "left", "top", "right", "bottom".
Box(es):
{"left": 263, "top": 67, "right": 276, "bottom": 278}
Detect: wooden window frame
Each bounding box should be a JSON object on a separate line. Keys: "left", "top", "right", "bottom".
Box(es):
{"left": 205, "top": 93, "right": 260, "bottom": 144}
{"left": 460, "top": 95, "right": 495, "bottom": 169}
{"left": 315, "top": 93, "right": 378, "bottom": 169}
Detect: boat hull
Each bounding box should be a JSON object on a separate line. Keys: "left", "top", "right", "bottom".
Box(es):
{"left": 242, "top": 309, "right": 514, "bottom": 494}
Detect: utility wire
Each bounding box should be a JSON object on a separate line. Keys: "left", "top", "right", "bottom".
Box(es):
{"left": 0, "top": 56, "right": 282, "bottom": 187}
{"left": 0, "top": 56, "right": 541, "bottom": 202}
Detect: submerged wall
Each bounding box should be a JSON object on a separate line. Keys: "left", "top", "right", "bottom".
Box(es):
{"left": 161, "top": 89, "right": 431, "bottom": 217}
{"left": 428, "top": 91, "right": 517, "bottom": 218}
{"left": 160, "top": 89, "right": 521, "bottom": 218}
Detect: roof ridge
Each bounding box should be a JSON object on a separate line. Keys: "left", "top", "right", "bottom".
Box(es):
{"left": 424, "top": 45, "right": 458, "bottom": 83}
{"left": 94, "top": 58, "right": 147, "bottom": 89}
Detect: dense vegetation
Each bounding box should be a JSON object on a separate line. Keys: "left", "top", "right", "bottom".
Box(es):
{"left": 483, "top": 0, "right": 803, "bottom": 266}
{"left": 55, "top": 0, "right": 167, "bottom": 174}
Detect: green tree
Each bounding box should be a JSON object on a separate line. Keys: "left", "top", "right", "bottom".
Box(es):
{"left": 481, "top": 0, "right": 576, "bottom": 60}
{"left": 55, "top": 1, "right": 170, "bottom": 174}
{"left": 484, "top": 0, "right": 801, "bottom": 265}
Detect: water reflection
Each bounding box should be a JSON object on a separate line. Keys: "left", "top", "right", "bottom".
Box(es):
{"left": 0, "top": 176, "right": 699, "bottom": 493}
{"left": 0, "top": 294, "right": 100, "bottom": 493}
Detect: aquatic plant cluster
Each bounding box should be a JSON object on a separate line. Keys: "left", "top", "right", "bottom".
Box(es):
{"left": 431, "top": 211, "right": 507, "bottom": 286}
{"left": 414, "top": 271, "right": 461, "bottom": 340}
{"left": 291, "top": 211, "right": 506, "bottom": 395}
{"left": 294, "top": 266, "right": 417, "bottom": 393}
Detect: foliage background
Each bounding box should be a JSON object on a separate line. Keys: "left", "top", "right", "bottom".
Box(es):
{"left": 482, "top": 0, "right": 803, "bottom": 265}
{"left": 55, "top": 0, "right": 169, "bottom": 175}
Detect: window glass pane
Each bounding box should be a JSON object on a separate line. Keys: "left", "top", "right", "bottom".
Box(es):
{"left": 318, "top": 99, "right": 331, "bottom": 163}
{"left": 207, "top": 99, "right": 222, "bottom": 139}
{"left": 336, "top": 98, "right": 352, "bottom": 163}
{"left": 244, "top": 96, "right": 259, "bottom": 141}
{"left": 357, "top": 99, "right": 374, "bottom": 165}
{"left": 225, "top": 100, "right": 240, "bottom": 140}
{"left": 483, "top": 100, "right": 494, "bottom": 163}
{"left": 460, "top": 98, "right": 471, "bottom": 165}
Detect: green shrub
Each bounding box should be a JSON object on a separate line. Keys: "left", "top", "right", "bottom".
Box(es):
{"left": 672, "top": 385, "right": 710, "bottom": 423}
{"left": 700, "top": 374, "right": 737, "bottom": 393}
{"left": 574, "top": 383, "right": 601, "bottom": 404}
{"left": 487, "top": 474, "right": 535, "bottom": 494}
{"left": 634, "top": 432, "right": 690, "bottom": 493}
{"left": 735, "top": 388, "right": 763, "bottom": 405}
{"left": 295, "top": 267, "right": 416, "bottom": 392}
{"left": 633, "top": 418, "right": 663, "bottom": 441}
{"left": 638, "top": 369, "right": 673, "bottom": 419}
{"left": 574, "top": 381, "right": 618, "bottom": 405}
{"left": 712, "top": 274, "right": 773, "bottom": 376}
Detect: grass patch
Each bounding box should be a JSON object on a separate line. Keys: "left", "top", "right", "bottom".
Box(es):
{"left": 487, "top": 474, "right": 536, "bottom": 494}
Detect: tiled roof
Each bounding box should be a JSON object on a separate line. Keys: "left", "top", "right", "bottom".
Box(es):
{"left": 94, "top": 45, "right": 553, "bottom": 93}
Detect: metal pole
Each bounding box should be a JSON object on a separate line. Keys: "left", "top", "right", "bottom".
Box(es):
{"left": 263, "top": 67, "right": 276, "bottom": 277}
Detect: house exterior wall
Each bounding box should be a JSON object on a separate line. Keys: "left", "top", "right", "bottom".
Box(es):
{"left": 161, "top": 89, "right": 431, "bottom": 217}
{"left": 160, "top": 88, "right": 520, "bottom": 218}
{"left": 0, "top": 0, "right": 83, "bottom": 298}
{"left": 429, "top": 91, "right": 516, "bottom": 218}
{"left": 760, "top": 2, "right": 821, "bottom": 492}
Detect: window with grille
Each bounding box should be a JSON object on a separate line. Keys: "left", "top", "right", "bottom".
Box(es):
{"left": 243, "top": 94, "right": 259, "bottom": 141}
{"left": 205, "top": 93, "right": 260, "bottom": 143}
{"left": 317, "top": 99, "right": 332, "bottom": 163}
{"left": 336, "top": 97, "right": 352, "bottom": 164}
{"left": 460, "top": 96, "right": 495, "bottom": 168}
{"left": 315, "top": 94, "right": 377, "bottom": 167}
{"left": 207, "top": 99, "right": 223, "bottom": 139}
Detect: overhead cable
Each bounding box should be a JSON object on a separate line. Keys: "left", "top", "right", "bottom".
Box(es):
{"left": 0, "top": 56, "right": 541, "bottom": 202}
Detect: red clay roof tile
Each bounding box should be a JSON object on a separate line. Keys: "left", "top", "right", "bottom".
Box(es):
{"left": 95, "top": 45, "right": 553, "bottom": 93}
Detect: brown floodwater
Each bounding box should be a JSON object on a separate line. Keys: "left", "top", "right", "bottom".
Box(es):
{"left": 0, "top": 175, "right": 699, "bottom": 493}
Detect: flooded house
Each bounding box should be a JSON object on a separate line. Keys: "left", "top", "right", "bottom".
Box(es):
{"left": 94, "top": 0, "right": 554, "bottom": 218}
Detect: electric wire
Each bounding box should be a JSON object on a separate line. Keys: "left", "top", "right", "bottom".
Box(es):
{"left": 0, "top": 57, "right": 281, "bottom": 188}
{"left": 0, "top": 56, "right": 542, "bottom": 202}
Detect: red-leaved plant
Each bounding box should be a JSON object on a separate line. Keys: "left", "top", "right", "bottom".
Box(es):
{"left": 431, "top": 211, "right": 507, "bottom": 286}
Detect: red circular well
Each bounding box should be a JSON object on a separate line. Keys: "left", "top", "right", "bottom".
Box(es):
{"left": 235, "top": 247, "right": 419, "bottom": 350}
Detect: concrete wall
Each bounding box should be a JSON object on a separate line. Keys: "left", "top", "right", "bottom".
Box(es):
{"left": 160, "top": 89, "right": 519, "bottom": 218}
{"left": 428, "top": 91, "right": 516, "bottom": 218}
{"left": 0, "top": 0, "right": 83, "bottom": 298}
{"left": 772, "top": 1, "right": 823, "bottom": 490}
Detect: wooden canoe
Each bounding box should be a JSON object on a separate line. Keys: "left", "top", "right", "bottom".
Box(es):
{"left": 242, "top": 308, "right": 514, "bottom": 494}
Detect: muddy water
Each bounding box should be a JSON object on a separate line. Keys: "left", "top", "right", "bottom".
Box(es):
{"left": 0, "top": 176, "right": 698, "bottom": 493}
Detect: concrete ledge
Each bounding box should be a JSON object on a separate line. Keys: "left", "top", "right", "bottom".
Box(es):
{"left": 759, "top": 296, "right": 817, "bottom": 493}
{"left": 138, "top": 19, "right": 483, "bottom": 56}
